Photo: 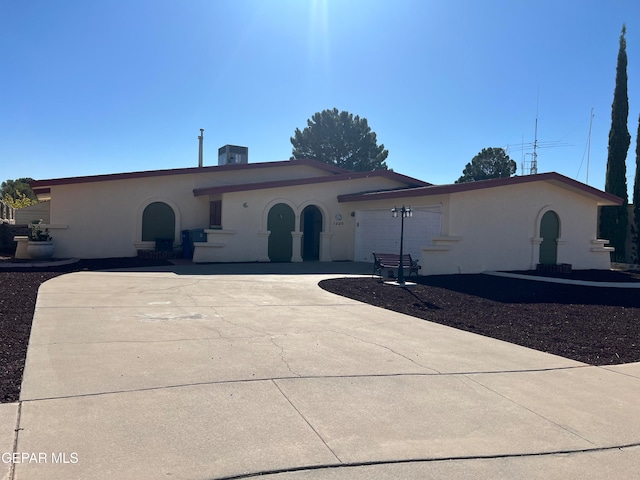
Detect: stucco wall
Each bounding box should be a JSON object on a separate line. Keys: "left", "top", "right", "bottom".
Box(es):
{"left": 48, "top": 174, "right": 210, "bottom": 258}
{"left": 425, "top": 181, "right": 610, "bottom": 274}
{"left": 193, "top": 176, "right": 405, "bottom": 263}
{"left": 340, "top": 181, "right": 610, "bottom": 275}
{"left": 48, "top": 165, "right": 406, "bottom": 260}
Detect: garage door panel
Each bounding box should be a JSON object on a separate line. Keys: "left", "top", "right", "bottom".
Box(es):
{"left": 355, "top": 207, "right": 441, "bottom": 263}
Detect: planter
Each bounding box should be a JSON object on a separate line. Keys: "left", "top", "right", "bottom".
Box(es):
{"left": 27, "top": 241, "right": 55, "bottom": 260}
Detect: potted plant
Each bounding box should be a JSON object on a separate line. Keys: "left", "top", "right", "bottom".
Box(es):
{"left": 27, "top": 220, "right": 54, "bottom": 260}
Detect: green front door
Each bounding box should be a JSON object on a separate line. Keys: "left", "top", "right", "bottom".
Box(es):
{"left": 539, "top": 210, "right": 559, "bottom": 265}
{"left": 268, "top": 203, "right": 295, "bottom": 262}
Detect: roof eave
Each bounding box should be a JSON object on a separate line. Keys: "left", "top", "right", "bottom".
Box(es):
{"left": 29, "top": 158, "right": 350, "bottom": 189}
{"left": 338, "top": 173, "right": 622, "bottom": 205}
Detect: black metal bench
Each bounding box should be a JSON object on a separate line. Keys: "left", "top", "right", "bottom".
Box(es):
{"left": 372, "top": 253, "right": 421, "bottom": 279}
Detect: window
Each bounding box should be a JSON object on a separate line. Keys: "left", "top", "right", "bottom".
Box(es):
{"left": 210, "top": 200, "right": 222, "bottom": 228}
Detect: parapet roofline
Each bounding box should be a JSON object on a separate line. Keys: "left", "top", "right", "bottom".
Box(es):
{"left": 193, "top": 170, "right": 430, "bottom": 196}
{"left": 29, "top": 159, "right": 349, "bottom": 189}
{"left": 338, "top": 172, "right": 623, "bottom": 206}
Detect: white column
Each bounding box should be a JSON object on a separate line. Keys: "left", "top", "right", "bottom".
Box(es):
{"left": 291, "top": 232, "right": 303, "bottom": 262}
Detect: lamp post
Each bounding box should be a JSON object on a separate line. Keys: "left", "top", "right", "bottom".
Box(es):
{"left": 391, "top": 205, "right": 412, "bottom": 285}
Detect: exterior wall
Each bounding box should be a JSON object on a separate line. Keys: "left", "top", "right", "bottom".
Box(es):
{"left": 47, "top": 163, "right": 406, "bottom": 261}
{"left": 15, "top": 201, "right": 50, "bottom": 225}
{"left": 42, "top": 160, "right": 614, "bottom": 272}
{"left": 425, "top": 182, "right": 610, "bottom": 274}
{"left": 338, "top": 197, "right": 447, "bottom": 263}
{"left": 341, "top": 182, "right": 610, "bottom": 274}
{"left": 193, "top": 176, "right": 405, "bottom": 263}
{"left": 47, "top": 174, "right": 210, "bottom": 258}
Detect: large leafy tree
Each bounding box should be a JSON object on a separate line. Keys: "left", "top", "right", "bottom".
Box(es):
{"left": 290, "top": 108, "right": 389, "bottom": 171}
{"left": 600, "top": 25, "right": 630, "bottom": 262}
{"left": 1, "top": 178, "right": 38, "bottom": 205}
{"left": 455, "top": 147, "right": 516, "bottom": 183}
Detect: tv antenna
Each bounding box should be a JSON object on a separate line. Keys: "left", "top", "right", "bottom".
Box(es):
{"left": 507, "top": 100, "right": 571, "bottom": 175}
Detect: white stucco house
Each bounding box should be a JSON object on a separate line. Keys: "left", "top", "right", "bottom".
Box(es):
{"left": 30, "top": 157, "right": 621, "bottom": 275}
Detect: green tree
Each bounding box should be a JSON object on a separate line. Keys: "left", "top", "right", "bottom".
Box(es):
{"left": 455, "top": 147, "right": 516, "bottom": 183}
{"left": 3, "top": 191, "right": 38, "bottom": 209}
{"left": 290, "top": 108, "right": 389, "bottom": 171}
{"left": 600, "top": 25, "right": 630, "bottom": 263}
{"left": 1, "top": 178, "right": 37, "bottom": 203}
{"left": 632, "top": 114, "right": 640, "bottom": 263}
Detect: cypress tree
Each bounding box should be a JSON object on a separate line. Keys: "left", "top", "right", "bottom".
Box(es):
{"left": 600, "top": 25, "right": 630, "bottom": 262}
{"left": 633, "top": 114, "right": 640, "bottom": 263}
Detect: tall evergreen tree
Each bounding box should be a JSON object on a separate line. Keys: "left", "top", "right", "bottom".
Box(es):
{"left": 600, "top": 25, "right": 630, "bottom": 262}
{"left": 633, "top": 114, "right": 640, "bottom": 263}
{"left": 455, "top": 147, "right": 516, "bottom": 183}
{"left": 291, "top": 108, "right": 389, "bottom": 171}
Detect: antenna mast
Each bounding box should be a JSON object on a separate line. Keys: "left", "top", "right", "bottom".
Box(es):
{"left": 586, "top": 108, "right": 594, "bottom": 185}
{"left": 531, "top": 94, "right": 540, "bottom": 175}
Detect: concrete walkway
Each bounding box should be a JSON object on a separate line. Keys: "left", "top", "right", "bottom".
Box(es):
{"left": 4, "top": 264, "right": 640, "bottom": 479}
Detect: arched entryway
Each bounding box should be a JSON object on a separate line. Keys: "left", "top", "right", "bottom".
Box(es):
{"left": 267, "top": 203, "right": 295, "bottom": 262}
{"left": 539, "top": 210, "right": 559, "bottom": 265}
{"left": 301, "top": 205, "right": 322, "bottom": 261}
{"left": 142, "top": 202, "right": 175, "bottom": 242}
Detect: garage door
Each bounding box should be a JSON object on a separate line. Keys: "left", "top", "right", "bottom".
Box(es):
{"left": 354, "top": 206, "right": 441, "bottom": 263}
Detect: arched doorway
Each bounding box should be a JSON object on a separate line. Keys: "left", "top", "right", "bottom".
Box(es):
{"left": 142, "top": 202, "right": 175, "bottom": 242}
{"left": 539, "top": 210, "right": 559, "bottom": 265}
{"left": 267, "top": 203, "right": 295, "bottom": 262}
{"left": 301, "top": 205, "right": 322, "bottom": 261}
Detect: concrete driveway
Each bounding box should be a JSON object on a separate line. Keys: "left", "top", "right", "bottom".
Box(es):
{"left": 3, "top": 264, "right": 640, "bottom": 479}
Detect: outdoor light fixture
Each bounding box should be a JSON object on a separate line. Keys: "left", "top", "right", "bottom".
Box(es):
{"left": 391, "top": 205, "right": 412, "bottom": 285}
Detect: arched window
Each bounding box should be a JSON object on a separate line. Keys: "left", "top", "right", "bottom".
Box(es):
{"left": 142, "top": 202, "right": 175, "bottom": 242}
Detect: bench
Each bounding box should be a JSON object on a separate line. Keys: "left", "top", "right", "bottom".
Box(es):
{"left": 372, "top": 253, "right": 421, "bottom": 280}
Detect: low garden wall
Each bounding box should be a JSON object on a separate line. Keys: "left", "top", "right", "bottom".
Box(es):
{"left": 0, "top": 224, "right": 30, "bottom": 255}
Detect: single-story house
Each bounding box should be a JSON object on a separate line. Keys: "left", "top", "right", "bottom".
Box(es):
{"left": 30, "top": 156, "right": 621, "bottom": 274}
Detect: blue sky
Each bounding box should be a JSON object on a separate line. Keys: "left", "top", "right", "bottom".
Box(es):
{"left": 2, "top": 0, "right": 639, "bottom": 198}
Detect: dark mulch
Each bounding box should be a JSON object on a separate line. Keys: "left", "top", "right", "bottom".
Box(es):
{"left": 0, "top": 257, "right": 171, "bottom": 403}
{"left": 320, "top": 272, "right": 640, "bottom": 368}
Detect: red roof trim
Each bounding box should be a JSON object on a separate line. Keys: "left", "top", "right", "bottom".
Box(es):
{"left": 337, "top": 172, "right": 622, "bottom": 205}
{"left": 193, "top": 170, "right": 430, "bottom": 196}
{"left": 29, "top": 159, "right": 349, "bottom": 188}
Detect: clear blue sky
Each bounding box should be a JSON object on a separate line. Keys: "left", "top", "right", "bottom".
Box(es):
{"left": 1, "top": 0, "right": 639, "bottom": 198}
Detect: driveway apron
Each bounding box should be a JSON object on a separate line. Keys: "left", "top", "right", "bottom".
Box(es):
{"left": 9, "top": 268, "right": 640, "bottom": 479}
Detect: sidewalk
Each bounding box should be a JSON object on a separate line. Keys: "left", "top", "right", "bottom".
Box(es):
{"left": 4, "top": 265, "right": 640, "bottom": 479}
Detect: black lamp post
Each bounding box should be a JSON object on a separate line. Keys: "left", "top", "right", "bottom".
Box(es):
{"left": 391, "top": 205, "right": 412, "bottom": 285}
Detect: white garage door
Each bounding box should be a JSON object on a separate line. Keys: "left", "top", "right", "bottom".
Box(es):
{"left": 354, "top": 206, "right": 441, "bottom": 263}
